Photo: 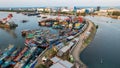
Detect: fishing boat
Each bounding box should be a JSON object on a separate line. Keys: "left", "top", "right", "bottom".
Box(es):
{"left": 0, "top": 45, "right": 16, "bottom": 65}
{"left": 37, "top": 15, "right": 41, "bottom": 17}
{"left": 25, "top": 34, "right": 35, "bottom": 45}
{"left": 38, "top": 43, "right": 49, "bottom": 48}
{"left": 100, "top": 58, "right": 103, "bottom": 64}
{"left": 14, "top": 46, "right": 28, "bottom": 62}
{"left": 23, "top": 48, "right": 43, "bottom": 68}
{"left": 5, "top": 48, "right": 22, "bottom": 67}
{"left": 21, "top": 30, "right": 28, "bottom": 36}
{"left": 11, "top": 48, "right": 21, "bottom": 59}
{"left": 39, "top": 21, "right": 46, "bottom": 26}
{"left": 21, "top": 30, "right": 35, "bottom": 36}
{"left": 1, "top": 60, "right": 11, "bottom": 68}
{"left": 27, "top": 13, "right": 40, "bottom": 16}
{"left": 45, "top": 22, "right": 52, "bottom": 27}
{"left": 42, "top": 16, "right": 47, "bottom": 19}
{"left": 21, "top": 20, "right": 28, "bottom": 23}
{"left": 74, "top": 23, "right": 81, "bottom": 29}
{"left": 14, "top": 47, "right": 37, "bottom": 68}
{"left": 52, "top": 25, "right": 63, "bottom": 29}
{"left": 0, "top": 14, "right": 18, "bottom": 28}
{"left": 38, "top": 18, "right": 59, "bottom": 27}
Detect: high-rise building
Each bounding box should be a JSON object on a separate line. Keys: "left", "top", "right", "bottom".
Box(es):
{"left": 97, "top": 6, "right": 100, "bottom": 11}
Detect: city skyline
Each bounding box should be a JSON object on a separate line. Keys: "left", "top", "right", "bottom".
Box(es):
{"left": 0, "top": 0, "right": 120, "bottom": 7}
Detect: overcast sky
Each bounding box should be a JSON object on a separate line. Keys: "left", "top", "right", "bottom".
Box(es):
{"left": 0, "top": 0, "right": 119, "bottom": 7}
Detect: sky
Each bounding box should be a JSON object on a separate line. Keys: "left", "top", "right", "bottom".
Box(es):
{"left": 0, "top": 0, "right": 120, "bottom": 7}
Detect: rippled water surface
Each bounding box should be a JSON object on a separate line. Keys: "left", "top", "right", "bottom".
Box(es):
{"left": 80, "top": 16, "right": 120, "bottom": 68}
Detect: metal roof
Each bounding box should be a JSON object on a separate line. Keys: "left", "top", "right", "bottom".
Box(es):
{"left": 50, "top": 56, "right": 60, "bottom": 63}
{"left": 50, "top": 62, "right": 65, "bottom": 68}
{"left": 60, "top": 42, "right": 74, "bottom": 53}
{"left": 59, "top": 60, "right": 74, "bottom": 68}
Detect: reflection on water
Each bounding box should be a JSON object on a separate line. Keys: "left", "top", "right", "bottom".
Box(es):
{"left": 1, "top": 28, "right": 17, "bottom": 38}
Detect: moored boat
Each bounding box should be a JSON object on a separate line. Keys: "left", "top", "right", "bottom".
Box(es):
{"left": 21, "top": 20, "right": 28, "bottom": 23}
{"left": 37, "top": 15, "right": 41, "bottom": 17}
{"left": 13, "top": 46, "right": 28, "bottom": 62}
{"left": 0, "top": 14, "right": 18, "bottom": 29}
{"left": 45, "top": 22, "right": 52, "bottom": 27}
{"left": 42, "top": 16, "right": 47, "bottom": 18}
{"left": 0, "top": 45, "right": 16, "bottom": 65}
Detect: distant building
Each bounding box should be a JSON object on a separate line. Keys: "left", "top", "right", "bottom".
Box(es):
{"left": 61, "top": 8, "right": 70, "bottom": 12}
{"left": 96, "top": 6, "right": 100, "bottom": 11}
{"left": 118, "top": 16, "right": 120, "bottom": 19}
{"left": 95, "top": 8, "right": 120, "bottom": 16}
{"left": 27, "top": 8, "right": 36, "bottom": 11}
{"left": 107, "top": 8, "right": 120, "bottom": 12}
{"left": 77, "top": 8, "right": 94, "bottom": 14}
{"left": 95, "top": 10, "right": 108, "bottom": 16}
{"left": 37, "top": 8, "right": 44, "bottom": 12}
{"left": 45, "top": 8, "right": 51, "bottom": 12}
{"left": 77, "top": 9, "right": 86, "bottom": 13}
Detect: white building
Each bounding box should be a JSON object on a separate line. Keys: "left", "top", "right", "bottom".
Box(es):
{"left": 61, "top": 9, "right": 70, "bottom": 12}
{"left": 95, "top": 9, "right": 108, "bottom": 16}
{"left": 45, "top": 8, "right": 51, "bottom": 12}
{"left": 77, "top": 9, "right": 86, "bottom": 13}
{"left": 37, "top": 8, "right": 44, "bottom": 12}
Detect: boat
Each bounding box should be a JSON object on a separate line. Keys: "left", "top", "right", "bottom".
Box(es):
{"left": 45, "top": 22, "right": 52, "bottom": 27}
{"left": 1, "top": 60, "right": 11, "bottom": 68}
{"left": 52, "top": 25, "right": 63, "bottom": 29}
{"left": 37, "top": 15, "right": 41, "bottom": 17}
{"left": 23, "top": 48, "right": 43, "bottom": 68}
{"left": 39, "top": 21, "right": 46, "bottom": 26}
{"left": 11, "top": 48, "right": 21, "bottom": 59}
{"left": 13, "top": 46, "right": 28, "bottom": 62}
{"left": 27, "top": 13, "right": 40, "bottom": 16}
{"left": 1, "top": 48, "right": 20, "bottom": 67}
{"left": 38, "top": 18, "right": 59, "bottom": 27}
{"left": 100, "top": 58, "right": 103, "bottom": 64}
{"left": 0, "top": 45, "right": 16, "bottom": 65}
{"left": 21, "top": 30, "right": 28, "bottom": 36}
{"left": 38, "top": 43, "right": 49, "bottom": 48}
{"left": 21, "top": 20, "right": 28, "bottom": 23}
{"left": 0, "top": 14, "right": 18, "bottom": 28}
{"left": 14, "top": 47, "right": 38, "bottom": 68}
{"left": 21, "top": 30, "right": 35, "bottom": 36}
{"left": 42, "top": 16, "right": 47, "bottom": 18}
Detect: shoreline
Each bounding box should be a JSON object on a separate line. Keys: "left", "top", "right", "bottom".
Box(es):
{"left": 71, "top": 19, "right": 97, "bottom": 68}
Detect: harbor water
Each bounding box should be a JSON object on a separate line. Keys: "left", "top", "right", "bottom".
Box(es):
{"left": 0, "top": 12, "right": 58, "bottom": 51}
{"left": 80, "top": 16, "right": 120, "bottom": 68}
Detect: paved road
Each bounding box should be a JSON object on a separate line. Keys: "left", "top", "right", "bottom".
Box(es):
{"left": 71, "top": 20, "right": 93, "bottom": 68}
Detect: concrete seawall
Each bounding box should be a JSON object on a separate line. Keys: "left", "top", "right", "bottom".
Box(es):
{"left": 71, "top": 19, "right": 97, "bottom": 68}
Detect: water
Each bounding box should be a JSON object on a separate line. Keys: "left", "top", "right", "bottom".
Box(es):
{"left": 0, "top": 12, "right": 58, "bottom": 51}
{"left": 80, "top": 16, "right": 120, "bottom": 68}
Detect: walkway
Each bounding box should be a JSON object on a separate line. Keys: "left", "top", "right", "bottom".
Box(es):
{"left": 71, "top": 20, "right": 93, "bottom": 68}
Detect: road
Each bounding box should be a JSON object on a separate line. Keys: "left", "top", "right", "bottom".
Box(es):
{"left": 71, "top": 20, "right": 94, "bottom": 68}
